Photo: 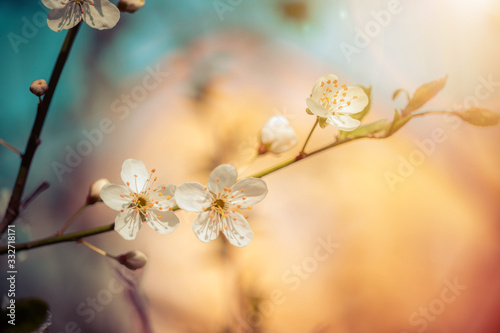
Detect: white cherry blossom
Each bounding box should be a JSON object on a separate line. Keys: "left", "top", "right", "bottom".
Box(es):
{"left": 260, "top": 115, "right": 298, "bottom": 154}
{"left": 42, "top": 0, "right": 120, "bottom": 32}
{"left": 175, "top": 164, "right": 267, "bottom": 247}
{"left": 306, "top": 74, "right": 369, "bottom": 131}
{"left": 100, "top": 159, "right": 179, "bottom": 240}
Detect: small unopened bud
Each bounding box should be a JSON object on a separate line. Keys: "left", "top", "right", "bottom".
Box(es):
{"left": 118, "top": 250, "right": 148, "bottom": 270}
{"left": 87, "top": 178, "right": 110, "bottom": 205}
{"left": 117, "top": 0, "right": 145, "bottom": 13}
{"left": 30, "top": 79, "right": 48, "bottom": 97}
{"left": 259, "top": 115, "right": 298, "bottom": 154}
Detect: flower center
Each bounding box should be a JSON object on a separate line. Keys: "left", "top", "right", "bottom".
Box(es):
{"left": 136, "top": 195, "right": 148, "bottom": 209}
{"left": 214, "top": 199, "right": 226, "bottom": 210}
{"left": 61, "top": 0, "right": 94, "bottom": 13}
{"left": 318, "top": 80, "right": 358, "bottom": 113}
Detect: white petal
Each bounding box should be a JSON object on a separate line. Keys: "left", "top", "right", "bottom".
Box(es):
{"left": 306, "top": 97, "right": 330, "bottom": 117}
{"left": 147, "top": 210, "right": 179, "bottom": 235}
{"left": 175, "top": 182, "right": 212, "bottom": 212}
{"left": 333, "top": 86, "right": 369, "bottom": 115}
{"left": 114, "top": 209, "right": 142, "bottom": 240}
{"left": 327, "top": 115, "right": 361, "bottom": 131}
{"left": 120, "top": 159, "right": 149, "bottom": 193}
{"left": 208, "top": 164, "right": 237, "bottom": 194}
{"left": 311, "top": 74, "right": 338, "bottom": 101}
{"left": 231, "top": 178, "right": 268, "bottom": 208}
{"left": 47, "top": 4, "right": 83, "bottom": 32}
{"left": 268, "top": 128, "right": 298, "bottom": 154}
{"left": 310, "top": 74, "right": 339, "bottom": 101}
{"left": 42, "top": 0, "right": 65, "bottom": 10}
{"left": 100, "top": 184, "right": 131, "bottom": 211}
{"left": 221, "top": 212, "right": 254, "bottom": 247}
{"left": 82, "top": 0, "right": 120, "bottom": 30}
{"left": 150, "top": 184, "right": 177, "bottom": 209}
{"left": 262, "top": 115, "right": 289, "bottom": 134}
{"left": 192, "top": 211, "right": 220, "bottom": 243}
{"left": 260, "top": 115, "right": 298, "bottom": 154}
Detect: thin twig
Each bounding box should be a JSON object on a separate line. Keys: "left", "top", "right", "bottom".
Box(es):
{"left": 19, "top": 181, "right": 50, "bottom": 211}
{"left": 0, "top": 24, "right": 81, "bottom": 234}
{"left": 0, "top": 138, "right": 22, "bottom": 157}
{"left": 0, "top": 223, "right": 115, "bottom": 254}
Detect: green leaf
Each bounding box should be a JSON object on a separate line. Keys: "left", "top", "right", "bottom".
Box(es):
{"left": 305, "top": 108, "right": 314, "bottom": 115}
{"left": 402, "top": 75, "right": 448, "bottom": 116}
{"left": 318, "top": 116, "right": 328, "bottom": 128}
{"left": 387, "top": 109, "right": 412, "bottom": 136}
{"left": 456, "top": 107, "right": 500, "bottom": 126}
{"left": 339, "top": 119, "right": 389, "bottom": 140}
{"left": 0, "top": 299, "right": 49, "bottom": 333}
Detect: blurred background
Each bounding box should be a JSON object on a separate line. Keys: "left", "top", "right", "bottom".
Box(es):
{"left": 1, "top": 0, "right": 500, "bottom": 332}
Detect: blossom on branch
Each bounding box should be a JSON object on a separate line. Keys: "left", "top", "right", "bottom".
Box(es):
{"left": 42, "top": 0, "right": 120, "bottom": 32}
{"left": 175, "top": 164, "right": 268, "bottom": 247}
{"left": 118, "top": 250, "right": 148, "bottom": 270}
{"left": 100, "top": 159, "right": 179, "bottom": 240}
{"left": 259, "top": 115, "right": 298, "bottom": 154}
{"left": 306, "top": 74, "right": 369, "bottom": 131}
{"left": 117, "top": 0, "right": 145, "bottom": 13}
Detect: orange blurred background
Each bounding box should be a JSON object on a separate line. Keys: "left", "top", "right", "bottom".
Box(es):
{"left": 1, "top": 1, "right": 500, "bottom": 332}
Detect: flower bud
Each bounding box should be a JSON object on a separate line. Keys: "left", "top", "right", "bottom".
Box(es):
{"left": 30, "top": 79, "right": 48, "bottom": 97}
{"left": 87, "top": 178, "right": 110, "bottom": 205}
{"left": 118, "top": 250, "right": 148, "bottom": 270}
{"left": 117, "top": 0, "right": 145, "bottom": 13}
{"left": 259, "top": 115, "right": 298, "bottom": 154}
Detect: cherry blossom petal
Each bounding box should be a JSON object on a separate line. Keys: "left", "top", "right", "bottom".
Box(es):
{"left": 175, "top": 182, "right": 212, "bottom": 212}
{"left": 42, "top": 0, "right": 65, "bottom": 10}
{"left": 231, "top": 178, "right": 268, "bottom": 208}
{"left": 261, "top": 115, "right": 298, "bottom": 154}
{"left": 150, "top": 184, "right": 176, "bottom": 209}
{"left": 208, "top": 164, "right": 238, "bottom": 194}
{"left": 221, "top": 212, "right": 254, "bottom": 247}
{"left": 100, "top": 184, "right": 131, "bottom": 211}
{"left": 334, "top": 86, "right": 369, "bottom": 115}
{"left": 268, "top": 128, "right": 298, "bottom": 153}
{"left": 47, "top": 3, "right": 83, "bottom": 32}
{"left": 192, "top": 211, "right": 220, "bottom": 243}
{"left": 147, "top": 210, "right": 179, "bottom": 235}
{"left": 306, "top": 97, "right": 330, "bottom": 118}
{"left": 120, "top": 159, "right": 149, "bottom": 193}
{"left": 310, "top": 74, "right": 339, "bottom": 101}
{"left": 83, "top": 0, "right": 120, "bottom": 30}
{"left": 114, "top": 209, "right": 142, "bottom": 240}
{"left": 327, "top": 115, "right": 361, "bottom": 131}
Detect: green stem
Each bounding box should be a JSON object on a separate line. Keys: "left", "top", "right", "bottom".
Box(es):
{"left": 300, "top": 117, "right": 319, "bottom": 153}
{"left": 0, "top": 24, "right": 82, "bottom": 235}
{"left": 249, "top": 136, "right": 362, "bottom": 178}
{"left": 0, "top": 223, "right": 114, "bottom": 255}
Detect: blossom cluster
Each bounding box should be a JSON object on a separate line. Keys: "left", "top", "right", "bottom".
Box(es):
{"left": 100, "top": 159, "right": 268, "bottom": 247}
{"left": 98, "top": 74, "right": 368, "bottom": 247}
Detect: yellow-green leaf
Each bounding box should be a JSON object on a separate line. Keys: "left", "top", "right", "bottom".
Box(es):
{"left": 339, "top": 119, "right": 389, "bottom": 140}
{"left": 305, "top": 108, "right": 314, "bottom": 115}
{"left": 392, "top": 88, "right": 410, "bottom": 102}
{"left": 402, "top": 75, "right": 448, "bottom": 116}
{"left": 456, "top": 108, "right": 500, "bottom": 126}
{"left": 318, "top": 116, "right": 328, "bottom": 128}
